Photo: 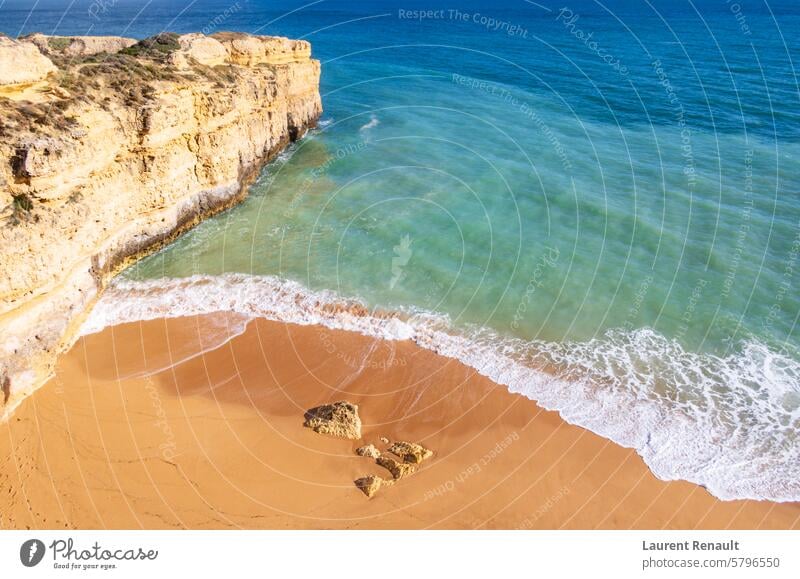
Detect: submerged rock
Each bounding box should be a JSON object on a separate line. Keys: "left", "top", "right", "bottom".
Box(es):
{"left": 356, "top": 444, "right": 381, "bottom": 459}
{"left": 376, "top": 456, "right": 416, "bottom": 480}
{"left": 389, "top": 441, "right": 433, "bottom": 464}
{"left": 354, "top": 475, "right": 385, "bottom": 498}
{"left": 304, "top": 401, "right": 362, "bottom": 439}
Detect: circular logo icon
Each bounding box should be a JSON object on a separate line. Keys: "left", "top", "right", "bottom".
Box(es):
{"left": 19, "top": 539, "right": 46, "bottom": 567}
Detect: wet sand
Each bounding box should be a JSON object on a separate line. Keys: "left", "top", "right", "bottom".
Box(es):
{"left": 1, "top": 313, "right": 798, "bottom": 529}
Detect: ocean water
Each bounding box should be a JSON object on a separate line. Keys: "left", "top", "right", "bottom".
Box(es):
{"left": 4, "top": 0, "right": 800, "bottom": 501}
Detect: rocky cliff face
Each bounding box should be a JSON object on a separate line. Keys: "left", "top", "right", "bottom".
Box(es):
{"left": 0, "top": 32, "right": 322, "bottom": 412}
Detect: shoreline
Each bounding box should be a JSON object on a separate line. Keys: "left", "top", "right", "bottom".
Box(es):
{"left": 0, "top": 313, "right": 797, "bottom": 529}
{"left": 0, "top": 131, "right": 306, "bottom": 419}
{"left": 74, "top": 273, "right": 800, "bottom": 503}
{"left": 0, "top": 31, "right": 322, "bottom": 414}
{"left": 0, "top": 133, "right": 296, "bottom": 419}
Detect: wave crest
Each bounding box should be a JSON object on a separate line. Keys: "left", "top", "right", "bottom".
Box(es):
{"left": 82, "top": 273, "right": 800, "bottom": 502}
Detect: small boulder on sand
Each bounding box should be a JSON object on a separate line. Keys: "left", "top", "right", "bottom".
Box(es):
{"left": 389, "top": 441, "right": 433, "bottom": 464}
{"left": 380, "top": 436, "right": 390, "bottom": 444}
{"left": 356, "top": 444, "right": 381, "bottom": 459}
{"left": 354, "top": 475, "right": 385, "bottom": 498}
{"left": 303, "top": 401, "right": 362, "bottom": 439}
{"left": 376, "top": 456, "right": 416, "bottom": 480}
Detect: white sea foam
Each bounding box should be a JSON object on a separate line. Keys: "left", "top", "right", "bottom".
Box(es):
{"left": 81, "top": 273, "right": 800, "bottom": 502}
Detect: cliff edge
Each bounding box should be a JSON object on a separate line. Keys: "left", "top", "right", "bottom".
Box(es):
{"left": 0, "top": 32, "right": 322, "bottom": 411}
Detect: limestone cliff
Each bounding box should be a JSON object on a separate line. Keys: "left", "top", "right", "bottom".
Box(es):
{"left": 0, "top": 32, "right": 322, "bottom": 411}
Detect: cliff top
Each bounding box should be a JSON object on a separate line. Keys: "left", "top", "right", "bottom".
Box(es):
{"left": 0, "top": 31, "right": 312, "bottom": 113}
{"left": 0, "top": 31, "right": 316, "bottom": 225}
{"left": 2, "top": 31, "right": 312, "bottom": 78}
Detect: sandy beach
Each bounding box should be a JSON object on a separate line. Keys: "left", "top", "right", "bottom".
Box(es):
{"left": 0, "top": 313, "right": 797, "bottom": 530}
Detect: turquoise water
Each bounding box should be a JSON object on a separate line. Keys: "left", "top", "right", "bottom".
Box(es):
{"left": 129, "top": 98, "right": 799, "bottom": 354}
{"left": 6, "top": 0, "right": 800, "bottom": 500}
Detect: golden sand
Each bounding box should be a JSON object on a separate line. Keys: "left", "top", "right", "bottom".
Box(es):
{"left": 1, "top": 314, "right": 797, "bottom": 529}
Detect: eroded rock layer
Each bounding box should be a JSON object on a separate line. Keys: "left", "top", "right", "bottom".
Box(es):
{"left": 0, "top": 32, "right": 322, "bottom": 410}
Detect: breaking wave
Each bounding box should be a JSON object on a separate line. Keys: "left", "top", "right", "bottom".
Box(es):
{"left": 81, "top": 273, "right": 800, "bottom": 502}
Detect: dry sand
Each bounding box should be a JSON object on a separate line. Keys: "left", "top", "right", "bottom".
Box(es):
{"left": 1, "top": 313, "right": 797, "bottom": 529}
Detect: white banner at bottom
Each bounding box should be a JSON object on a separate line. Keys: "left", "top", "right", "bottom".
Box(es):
{"left": 0, "top": 531, "right": 797, "bottom": 578}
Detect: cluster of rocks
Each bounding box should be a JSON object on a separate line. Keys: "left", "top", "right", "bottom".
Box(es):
{"left": 355, "top": 440, "right": 433, "bottom": 498}
{"left": 302, "top": 401, "right": 434, "bottom": 498}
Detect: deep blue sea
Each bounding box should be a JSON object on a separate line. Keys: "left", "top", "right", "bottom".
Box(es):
{"left": 4, "top": 0, "right": 800, "bottom": 501}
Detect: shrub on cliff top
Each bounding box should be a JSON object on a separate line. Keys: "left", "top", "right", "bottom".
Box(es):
{"left": 82, "top": 53, "right": 177, "bottom": 81}
{"left": 47, "top": 37, "right": 72, "bottom": 52}
{"left": 119, "top": 33, "right": 180, "bottom": 59}
{"left": 0, "top": 98, "right": 78, "bottom": 138}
